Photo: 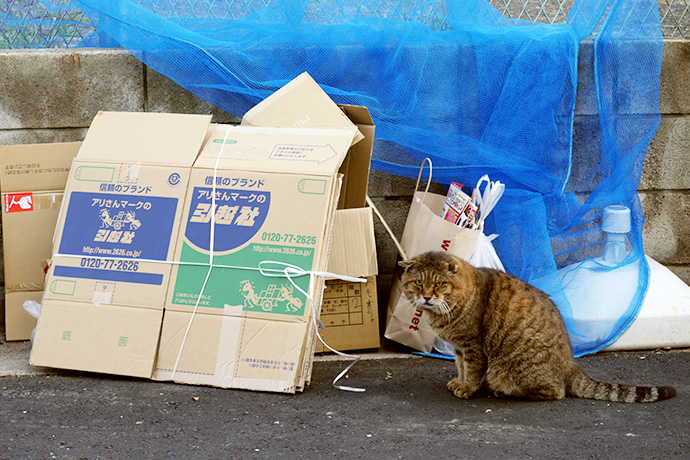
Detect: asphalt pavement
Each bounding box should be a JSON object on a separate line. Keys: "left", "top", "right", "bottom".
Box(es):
{"left": 1, "top": 332, "right": 688, "bottom": 460}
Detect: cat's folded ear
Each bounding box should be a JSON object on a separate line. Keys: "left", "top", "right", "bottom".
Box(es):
{"left": 398, "top": 259, "right": 414, "bottom": 270}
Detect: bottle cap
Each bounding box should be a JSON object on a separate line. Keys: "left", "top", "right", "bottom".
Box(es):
{"left": 602, "top": 205, "right": 631, "bottom": 234}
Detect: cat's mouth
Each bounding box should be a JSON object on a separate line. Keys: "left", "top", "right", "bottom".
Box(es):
{"left": 417, "top": 298, "right": 439, "bottom": 310}
{"left": 415, "top": 297, "right": 452, "bottom": 320}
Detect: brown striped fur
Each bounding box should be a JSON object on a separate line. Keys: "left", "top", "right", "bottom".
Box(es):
{"left": 399, "top": 251, "right": 676, "bottom": 403}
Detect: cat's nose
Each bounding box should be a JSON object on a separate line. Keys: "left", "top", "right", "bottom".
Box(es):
{"left": 423, "top": 296, "right": 432, "bottom": 302}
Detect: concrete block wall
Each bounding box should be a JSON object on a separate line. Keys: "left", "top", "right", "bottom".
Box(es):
{"left": 0, "top": 44, "right": 688, "bottom": 329}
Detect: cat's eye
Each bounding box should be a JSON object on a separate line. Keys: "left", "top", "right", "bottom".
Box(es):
{"left": 414, "top": 280, "right": 422, "bottom": 286}
{"left": 435, "top": 281, "right": 444, "bottom": 287}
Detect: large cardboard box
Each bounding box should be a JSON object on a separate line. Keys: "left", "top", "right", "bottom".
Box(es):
{"left": 242, "top": 73, "right": 380, "bottom": 352}
{"left": 0, "top": 142, "right": 80, "bottom": 340}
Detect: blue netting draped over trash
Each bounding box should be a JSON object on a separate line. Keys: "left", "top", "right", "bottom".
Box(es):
{"left": 8, "top": 0, "right": 663, "bottom": 357}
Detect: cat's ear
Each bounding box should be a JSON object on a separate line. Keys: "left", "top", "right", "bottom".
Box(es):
{"left": 398, "top": 259, "right": 414, "bottom": 271}
{"left": 447, "top": 261, "right": 459, "bottom": 274}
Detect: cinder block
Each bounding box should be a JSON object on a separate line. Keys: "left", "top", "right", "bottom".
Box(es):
{"left": 368, "top": 169, "right": 419, "bottom": 198}
{"left": 368, "top": 197, "right": 410, "bottom": 276}
{"left": 640, "top": 191, "right": 690, "bottom": 265}
{"left": 368, "top": 161, "right": 448, "bottom": 197}
{"left": 146, "top": 68, "right": 239, "bottom": 123}
{"left": 575, "top": 41, "right": 665, "bottom": 116}
{"left": 641, "top": 115, "right": 690, "bottom": 190}
{"left": 376, "top": 273, "right": 394, "bottom": 325}
{"left": 660, "top": 40, "right": 690, "bottom": 115}
{"left": 0, "top": 128, "right": 87, "bottom": 147}
{"left": 0, "top": 49, "right": 144, "bottom": 129}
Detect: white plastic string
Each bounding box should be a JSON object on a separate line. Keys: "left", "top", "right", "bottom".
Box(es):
{"left": 171, "top": 124, "right": 230, "bottom": 380}
{"left": 273, "top": 262, "right": 365, "bottom": 392}
{"left": 55, "top": 252, "right": 366, "bottom": 282}
{"left": 366, "top": 195, "right": 407, "bottom": 262}
{"left": 472, "top": 174, "right": 504, "bottom": 228}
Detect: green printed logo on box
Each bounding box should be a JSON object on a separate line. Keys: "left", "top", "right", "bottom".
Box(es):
{"left": 172, "top": 243, "right": 314, "bottom": 316}
{"left": 50, "top": 279, "right": 76, "bottom": 296}
{"left": 298, "top": 179, "right": 326, "bottom": 195}
{"left": 213, "top": 139, "right": 237, "bottom": 144}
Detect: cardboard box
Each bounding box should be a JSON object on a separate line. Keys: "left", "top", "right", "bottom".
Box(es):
{"left": 319, "top": 207, "right": 380, "bottom": 351}
{"left": 243, "top": 73, "right": 373, "bottom": 211}
{"left": 242, "top": 73, "right": 380, "bottom": 352}
{"left": 0, "top": 142, "right": 79, "bottom": 340}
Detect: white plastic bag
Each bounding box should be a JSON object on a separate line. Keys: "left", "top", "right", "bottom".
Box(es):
{"left": 469, "top": 232, "right": 505, "bottom": 271}
{"left": 22, "top": 300, "right": 41, "bottom": 342}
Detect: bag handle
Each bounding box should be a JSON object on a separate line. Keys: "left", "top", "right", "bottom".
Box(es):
{"left": 365, "top": 158, "right": 433, "bottom": 262}
{"left": 415, "top": 157, "right": 433, "bottom": 203}
{"left": 366, "top": 195, "right": 408, "bottom": 261}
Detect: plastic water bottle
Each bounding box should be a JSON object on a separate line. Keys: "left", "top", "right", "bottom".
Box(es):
{"left": 599, "top": 205, "right": 631, "bottom": 265}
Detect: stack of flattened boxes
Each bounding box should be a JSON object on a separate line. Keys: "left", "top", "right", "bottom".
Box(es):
{"left": 29, "top": 73, "right": 379, "bottom": 392}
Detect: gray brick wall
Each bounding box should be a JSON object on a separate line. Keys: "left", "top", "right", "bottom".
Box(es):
{"left": 0, "top": 44, "right": 688, "bottom": 325}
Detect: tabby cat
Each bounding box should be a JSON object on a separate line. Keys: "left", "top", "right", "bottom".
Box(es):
{"left": 399, "top": 251, "right": 676, "bottom": 403}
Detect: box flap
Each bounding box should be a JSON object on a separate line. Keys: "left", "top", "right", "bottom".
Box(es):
{"left": 339, "top": 105, "right": 375, "bottom": 127}
{"left": 0, "top": 142, "right": 79, "bottom": 192}
{"left": 78, "top": 112, "right": 212, "bottom": 166}
{"left": 30, "top": 299, "right": 163, "bottom": 379}
{"left": 241, "top": 72, "right": 364, "bottom": 145}
{"left": 327, "top": 207, "right": 378, "bottom": 277}
{"left": 195, "top": 125, "right": 357, "bottom": 176}
{"left": 337, "top": 105, "right": 375, "bottom": 209}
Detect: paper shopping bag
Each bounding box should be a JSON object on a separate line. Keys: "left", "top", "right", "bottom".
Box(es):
{"left": 383, "top": 161, "right": 480, "bottom": 352}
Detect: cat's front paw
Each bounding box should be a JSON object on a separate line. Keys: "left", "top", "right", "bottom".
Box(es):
{"left": 447, "top": 379, "right": 476, "bottom": 399}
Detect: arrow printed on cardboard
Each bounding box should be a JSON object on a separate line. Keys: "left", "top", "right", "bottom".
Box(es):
{"left": 270, "top": 144, "right": 337, "bottom": 164}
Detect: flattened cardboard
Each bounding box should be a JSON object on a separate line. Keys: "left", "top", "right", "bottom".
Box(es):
{"left": 241, "top": 72, "right": 364, "bottom": 146}
{"left": 240, "top": 75, "right": 374, "bottom": 210}
{"left": 31, "top": 75, "right": 374, "bottom": 392}
{"left": 4, "top": 291, "right": 43, "bottom": 341}
{"left": 239, "top": 77, "right": 379, "bottom": 351}
{"left": 3, "top": 192, "right": 64, "bottom": 290}
{"left": 32, "top": 112, "right": 212, "bottom": 374}
{"left": 154, "top": 309, "right": 311, "bottom": 393}
{"left": 319, "top": 207, "right": 380, "bottom": 352}
{"left": 336, "top": 106, "right": 375, "bottom": 210}
{"left": 327, "top": 207, "right": 377, "bottom": 277}
{"left": 0, "top": 141, "right": 79, "bottom": 340}
{"left": 0, "top": 142, "right": 76, "bottom": 192}
{"left": 156, "top": 126, "right": 356, "bottom": 391}
{"left": 78, "top": 111, "right": 212, "bottom": 166}
{"left": 45, "top": 112, "right": 212, "bottom": 309}
{"left": 31, "top": 299, "right": 163, "bottom": 378}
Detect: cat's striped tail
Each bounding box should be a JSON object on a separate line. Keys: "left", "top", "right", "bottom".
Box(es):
{"left": 566, "top": 367, "right": 676, "bottom": 403}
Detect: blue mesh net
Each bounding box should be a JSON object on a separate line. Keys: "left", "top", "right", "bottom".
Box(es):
{"left": 6, "top": 1, "right": 663, "bottom": 356}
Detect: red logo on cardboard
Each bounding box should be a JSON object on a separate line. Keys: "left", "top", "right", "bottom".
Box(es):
{"left": 4, "top": 192, "right": 34, "bottom": 213}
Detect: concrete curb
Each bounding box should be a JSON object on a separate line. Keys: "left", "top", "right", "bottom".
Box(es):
{"left": 0, "top": 330, "right": 418, "bottom": 378}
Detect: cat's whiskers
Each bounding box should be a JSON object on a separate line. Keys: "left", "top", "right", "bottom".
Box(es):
{"left": 439, "top": 300, "right": 452, "bottom": 322}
